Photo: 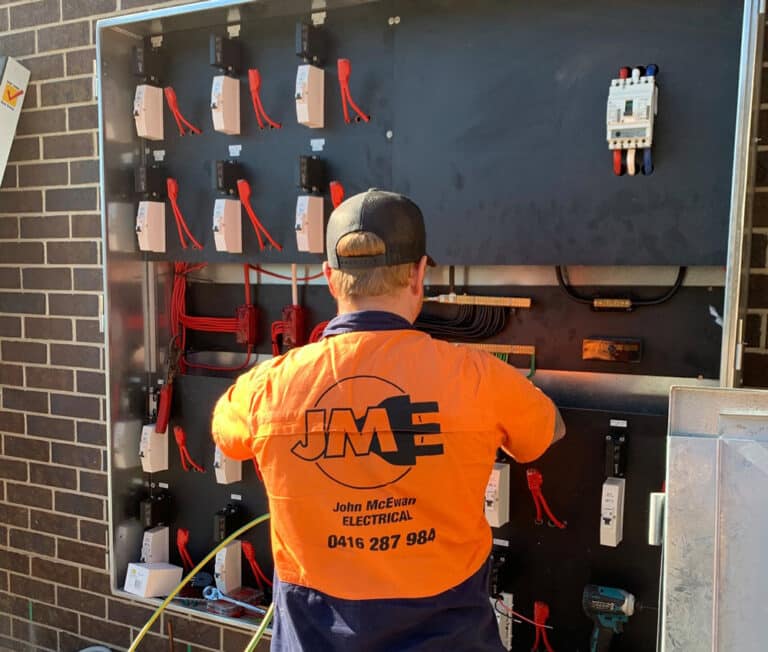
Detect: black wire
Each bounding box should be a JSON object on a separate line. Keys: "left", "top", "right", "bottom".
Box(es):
{"left": 554, "top": 266, "right": 687, "bottom": 308}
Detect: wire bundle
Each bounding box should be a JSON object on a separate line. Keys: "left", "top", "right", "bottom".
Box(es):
{"left": 163, "top": 86, "right": 202, "bottom": 135}
{"left": 337, "top": 58, "right": 370, "bottom": 123}
{"left": 171, "top": 262, "right": 254, "bottom": 372}
{"left": 242, "top": 540, "right": 273, "bottom": 592}
{"left": 167, "top": 178, "right": 203, "bottom": 250}
{"left": 248, "top": 69, "right": 282, "bottom": 130}
{"left": 415, "top": 303, "right": 508, "bottom": 341}
{"left": 173, "top": 425, "right": 205, "bottom": 473}
{"left": 176, "top": 528, "right": 195, "bottom": 571}
{"left": 237, "top": 180, "right": 282, "bottom": 251}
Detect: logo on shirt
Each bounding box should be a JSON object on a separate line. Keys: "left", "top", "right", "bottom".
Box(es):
{"left": 291, "top": 375, "right": 443, "bottom": 489}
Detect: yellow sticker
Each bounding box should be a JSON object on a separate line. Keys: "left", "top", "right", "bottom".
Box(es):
{"left": 1, "top": 81, "right": 24, "bottom": 109}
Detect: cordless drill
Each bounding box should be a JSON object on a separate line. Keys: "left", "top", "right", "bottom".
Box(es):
{"left": 582, "top": 585, "right": 635, "bottom": 652}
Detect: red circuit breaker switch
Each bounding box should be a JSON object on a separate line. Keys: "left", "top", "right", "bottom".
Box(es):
{"left": 282, "top": 305, "right": 308, "bottom": 350}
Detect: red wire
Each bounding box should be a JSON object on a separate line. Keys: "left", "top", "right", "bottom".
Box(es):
{"left": 242, "top": 541, "right": 273, "bottom": 590}
{"left": 176, "top": 528, "right": 195, "bottom": 571}
{"left": 164, "top": 87, "right": 202, "bottom": 135}
{"left": 237, "top": 181, "right": 282, "bottom": 251}
{"left": 535, "top": 491, "right": 566, "bottom": 529}
{"left": 173, "top": 425, "right": 205, "bottom": 473}
{"left": 248, "top": 69, "right": 282, "bottom": 130}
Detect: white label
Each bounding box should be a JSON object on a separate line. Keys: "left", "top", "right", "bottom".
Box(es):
{"left": 158, "top": 482, "right": 169, "bottom": 489}
{"left": 152, "top": 150, "right": 165, "bottom": 162}
{"left": 230, "top": 493, "right": 242, "bottom": 501}
{"left": 229, "top": 144, "right": 242, "bottom": 157}
{"left": 610, "top": 419, "right": 628, "bottom": 428}
{"left": 492, "top": 538, "right": 510, "bottom": 547}
{"left": 310, "top": 138, "right": 325, "bottom": 152}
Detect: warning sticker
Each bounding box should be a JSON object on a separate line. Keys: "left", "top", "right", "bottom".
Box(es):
{"left": 1, "top": 82, "right": 24, "bottom": 110}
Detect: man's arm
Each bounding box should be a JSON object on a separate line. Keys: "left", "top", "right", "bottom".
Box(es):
{"left": 211, "top": 365, "right": 265, "bottom": 461}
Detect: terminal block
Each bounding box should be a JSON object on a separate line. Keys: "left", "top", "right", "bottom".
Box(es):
{"left": 296, "top": 22, "right": 326, "bottom": 65}
{"left": 132, "top": 39, "right": 164, "bottom": 84}
{"left": 210, "top": 34, "right": 242, "bottom": 75}
{"left": 214, "top": 160, "right": 243, "bottom": 195}
{"left": 134, "top": 163, "right": 167, "bottom": 200}
{"left": 298, "top": 155, "right": 326, "bottom": 194}
{"left": 214, "top": 503, "right": 243, "bottom": 544}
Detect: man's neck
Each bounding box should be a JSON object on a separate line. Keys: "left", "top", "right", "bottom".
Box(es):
{"left": 336, "top": 297, "right": 414, "bottom": 324}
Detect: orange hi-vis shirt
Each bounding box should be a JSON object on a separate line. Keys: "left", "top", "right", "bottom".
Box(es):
{"left": 212, "top": 321, "right": 555, "bottom": 601}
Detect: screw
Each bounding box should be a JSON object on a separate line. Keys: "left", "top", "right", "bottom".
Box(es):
{"left": 386, "top": 129, "right": 393, "bottom": 140}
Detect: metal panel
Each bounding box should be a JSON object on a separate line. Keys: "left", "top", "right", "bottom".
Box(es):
{"left": 663, "top": 386, "right": 768, "bottom": 651}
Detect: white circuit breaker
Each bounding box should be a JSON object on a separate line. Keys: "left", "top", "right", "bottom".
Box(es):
{"left": 133, "top": 84, "right": 164, "bottom": 141}
{"left": 606, "top": 69, "right": 658, "bottom": 151}
{"left": 211, "top": 75, "right": 240, "bottom": 135}
{"left": 214, "top": 539, "right": 242, "bottom": 594}
{"left": 296, "top": 64, "right": 324, "bottom": 128}
{"left": 214, "top": 445, "right": 242, "bottom": 484}
{"left": 295, "top": 195, "right": 325, "bottom": 253}
{"left": 600, "top": 476, "right": 626, "bottom": 547}
{"left": 139, "top": 423, "right": 168, "bottom": 473}
{"left": 213, "top": 198, "right": 242, "bottom": 253}
{"left": 140, "top": 526, "right": 170, "bottom": 564}
{"left": 485, "top": 462, "right": 510, "bottom": 527}
{"left": 124, "top": 562, "right": 182, "bottom": 598}
{"left": 0, "top": 57, "right": 31, "bottom": 185}
{"left": 136, "top": 201, "right": 166, "bottom": 253}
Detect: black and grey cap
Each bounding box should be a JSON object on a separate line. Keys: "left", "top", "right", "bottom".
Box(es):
{"left": 326, "top": 189, "right": 435, "bottom": 270}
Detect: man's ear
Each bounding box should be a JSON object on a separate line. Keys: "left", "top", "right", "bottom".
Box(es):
{"left": 411, "top": 256, "right": 428, "bottom": 294}
{"left": 323, "top": 262, "right": 338, "bottom": 299}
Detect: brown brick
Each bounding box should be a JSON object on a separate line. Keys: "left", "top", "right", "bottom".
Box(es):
{"left": 10, "top": 574, "right": 55, "bottom": 605}
{"left": 743, "top": 351, "right": 768, "bottom": 388}
{"left": 26, "top": 366, "right": 73, "bottom": 392}
{"left": 18, "top": 54, "right": 64, "bottom": 81}
{"left": 54, "top": 490, "right": 104, "bottom": 519}
{"left": 0, "top": 190, "right": 42, "bottom": 213}
{"left": 0, "top": 504, "right": 28, "bottom": 531}
{"left": 748, "top": 274, "right": 768, "bottom": 309}
{"left": 27, "top": 414, "right": 74, "bottom": 441}
{"left": 38, "top": 21, "right": 90, "bottom": 53}
{"left": 75, "top": 319, "right": 102, "bottom": 343}
{"left": 224, "top": 628, "right": 265, "bottom": 652}
{"left": 0, "top": 550, "right": 30, "bottom": 575}
{"left": 0, "top": 291, "right": 46, "bottom": 314}
{"left": 21, "top": 83, "right": 38, "bottom": 110}
{"left": 50, "top": 393, "right": 100, "bottom": 420}
{"left": 20, "top": 215, "right": 70, "bottom": 238}
{"left": 0, "top": 241, "right": 43, "bottom": 264}
{"left": 10, "top": 0, "right": 60, "bottom": 29}
{"left": 71, "top": 213, "right": 101, "bottom": 238}
{"left": 72, "top": 268, "right": 102, "bottom": 292}
{"left": 16, "top": 108, "right": 66, "bottom": 136}
{"left": 70, "top": 160, "right": 99, "bottom": 185}
{"left": 76, "top": 420, "right": 105, "bottom": 445}
{"left": 0, "top": 32, "right": 36, "bottom": 58}
{"left": 31, "top": 558, "right": 78, "bottom": 587}
{"left": 3, "top": 387, "right": 48, "bottom": 413}
{"left": 22, "top": 267, "right": 72, "bottom": 290}
{"left": 68, "top": 105, "right": 97, "bottom": 131}
{"left": 25, "top": 317, "right": 72, "bottom": 341}
{"left": 0, "top": 269, "right": 20, "bottom": 289}
{"left": 80, "top": 614, "right": 130, "bottom": 649}
{"left": 79, "top": 470, "right": 106, "bottom": 495}
{"left": 58, "top": 586, "right": 106, "bottom": 618}
{"left": 0, "top": 363, "right": 23, "bottom": 385}
{"left": 80, "top": 569, "right": 109, "bottom": 594}
{"left": 47, "top": 241, "right": 98, "bottom": 265}
{"left": 49, "top": 293, "right": 99, "bottom": 317}
{"left": 0, "top": 614, "right": 7, "bottom": 637}
{"left": 65, "top": 47, "right": 96, "bottom": 76}
{"left": 59, "top": 632, "right": 109, "bottom": 652}
{"left": 752, "top": 233, "right": 768, "bottom": 269}
{"left": 2, "top": 336, "right": 49, "bottom": 363}
{"left": 0, "top": 317, "right": 22, "bottom": 338}
{"left": 0, "top": 458, "right": 27, "bottom": 482}
{"left": 9, "top": 529, "right": 54, "bottom": 557}
{"left": 0, "top": 165, "right": 16, "bottom": 189}
{"left": 754, "top": 192, "right": 768, "bottom": 228}
{"left": 165, "top": 615, "right": 222, "bottom": 649}
{"left": 0, "top": 410, "right": 25, "bottom": 433}
{"left": 65, "top": 0, "right": 116, "bottom": 19}
{"left": 50, "top": 344, "right": 100, "bottom": 370}
{"left": 6, "top": 482, "right": 51, "bottom": 509}
{"left": 79, "top": 520, "right": 107, "bottom": 547}
{"left": 7, "top": 136, "right": 40, "bottom": 162}
{"left": 27, "top": 601, "right": 78, "bottom": 632}
{"left": 76, "top": 370, "right": 104, "bottom": 395}
{"left": 57, "top": 538, "right": 105, "bottom": 568}
{"left": 43, "top": 133, "right": 93, "bottom": 161}
{"left": 31, "top": 509, "right": 77, "bottom": 539}
{"left": 40, "top": 77, "right": 92, "bottom": 107}
{"left": 46, "top": 187, "right": 97, "bottom": 212}
{"left": 11, "top": 619, "right": 58, "bottom": 650}
{"left": 52, "top": 442, "right": 100, "bottom": 470}
{"left": 17, "top": 162, "right": 67, "bottom": 188}
{"left": 107, "top": 598, "right": 157, "bottom": 630}
{"left": 30, "top": 462, "right": 77, "bottom": 490}
{"left": 3, "top": 435, "right": 49, "bottom": 461}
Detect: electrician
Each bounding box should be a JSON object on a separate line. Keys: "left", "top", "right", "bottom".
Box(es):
{"left": 212, "top": 189, "right": 565, "bottom": 651}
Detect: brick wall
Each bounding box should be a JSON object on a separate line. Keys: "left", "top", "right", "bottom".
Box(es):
{"left": 0, "top": 1, "right": 266, "bottom": 650}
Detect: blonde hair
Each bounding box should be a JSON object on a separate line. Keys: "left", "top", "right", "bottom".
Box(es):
{"left": 329, "top": 232, "right": 413, "bottom": 298}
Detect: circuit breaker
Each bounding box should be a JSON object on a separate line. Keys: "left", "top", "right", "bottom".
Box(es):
{"left": 136, "top": 201, "right": 166, "bottom": 252}
{"left": 140, "top": 526, "right": 170, "bottom": 564}
{"left": 295, "top": 195, "right": 324, "bottom": 253}
{"left": 213, "top": 198, "right": 242, "bottom": 253}
{"left": 485, "top": 462, "right": 510, "bottom": 528}
{"left": 139, "top": 423, "right": 168, "bottom": 473}
{"left": 211, "top": 75, "right": 240, "bottom": 135}
{"left": 295, "top": 64, "right": 324, "bottom": 128}
{"left": 214, "top": 539, "right": 242, "bottom": 594}
{"left": 214, "top": 445, "right": 242, "bottom": 484}
{"left": 133, "top": 84, "right": 164, "bottom": 140}
{"left": 606, "top": 68, "right": 658, "bottom": 151}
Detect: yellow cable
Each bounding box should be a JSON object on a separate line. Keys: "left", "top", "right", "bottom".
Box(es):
{"left": 128, "top": 513, "right": 271, "bottom": 652}
{"left": 243, "top": 601, "right": 275, "bottom": 652}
